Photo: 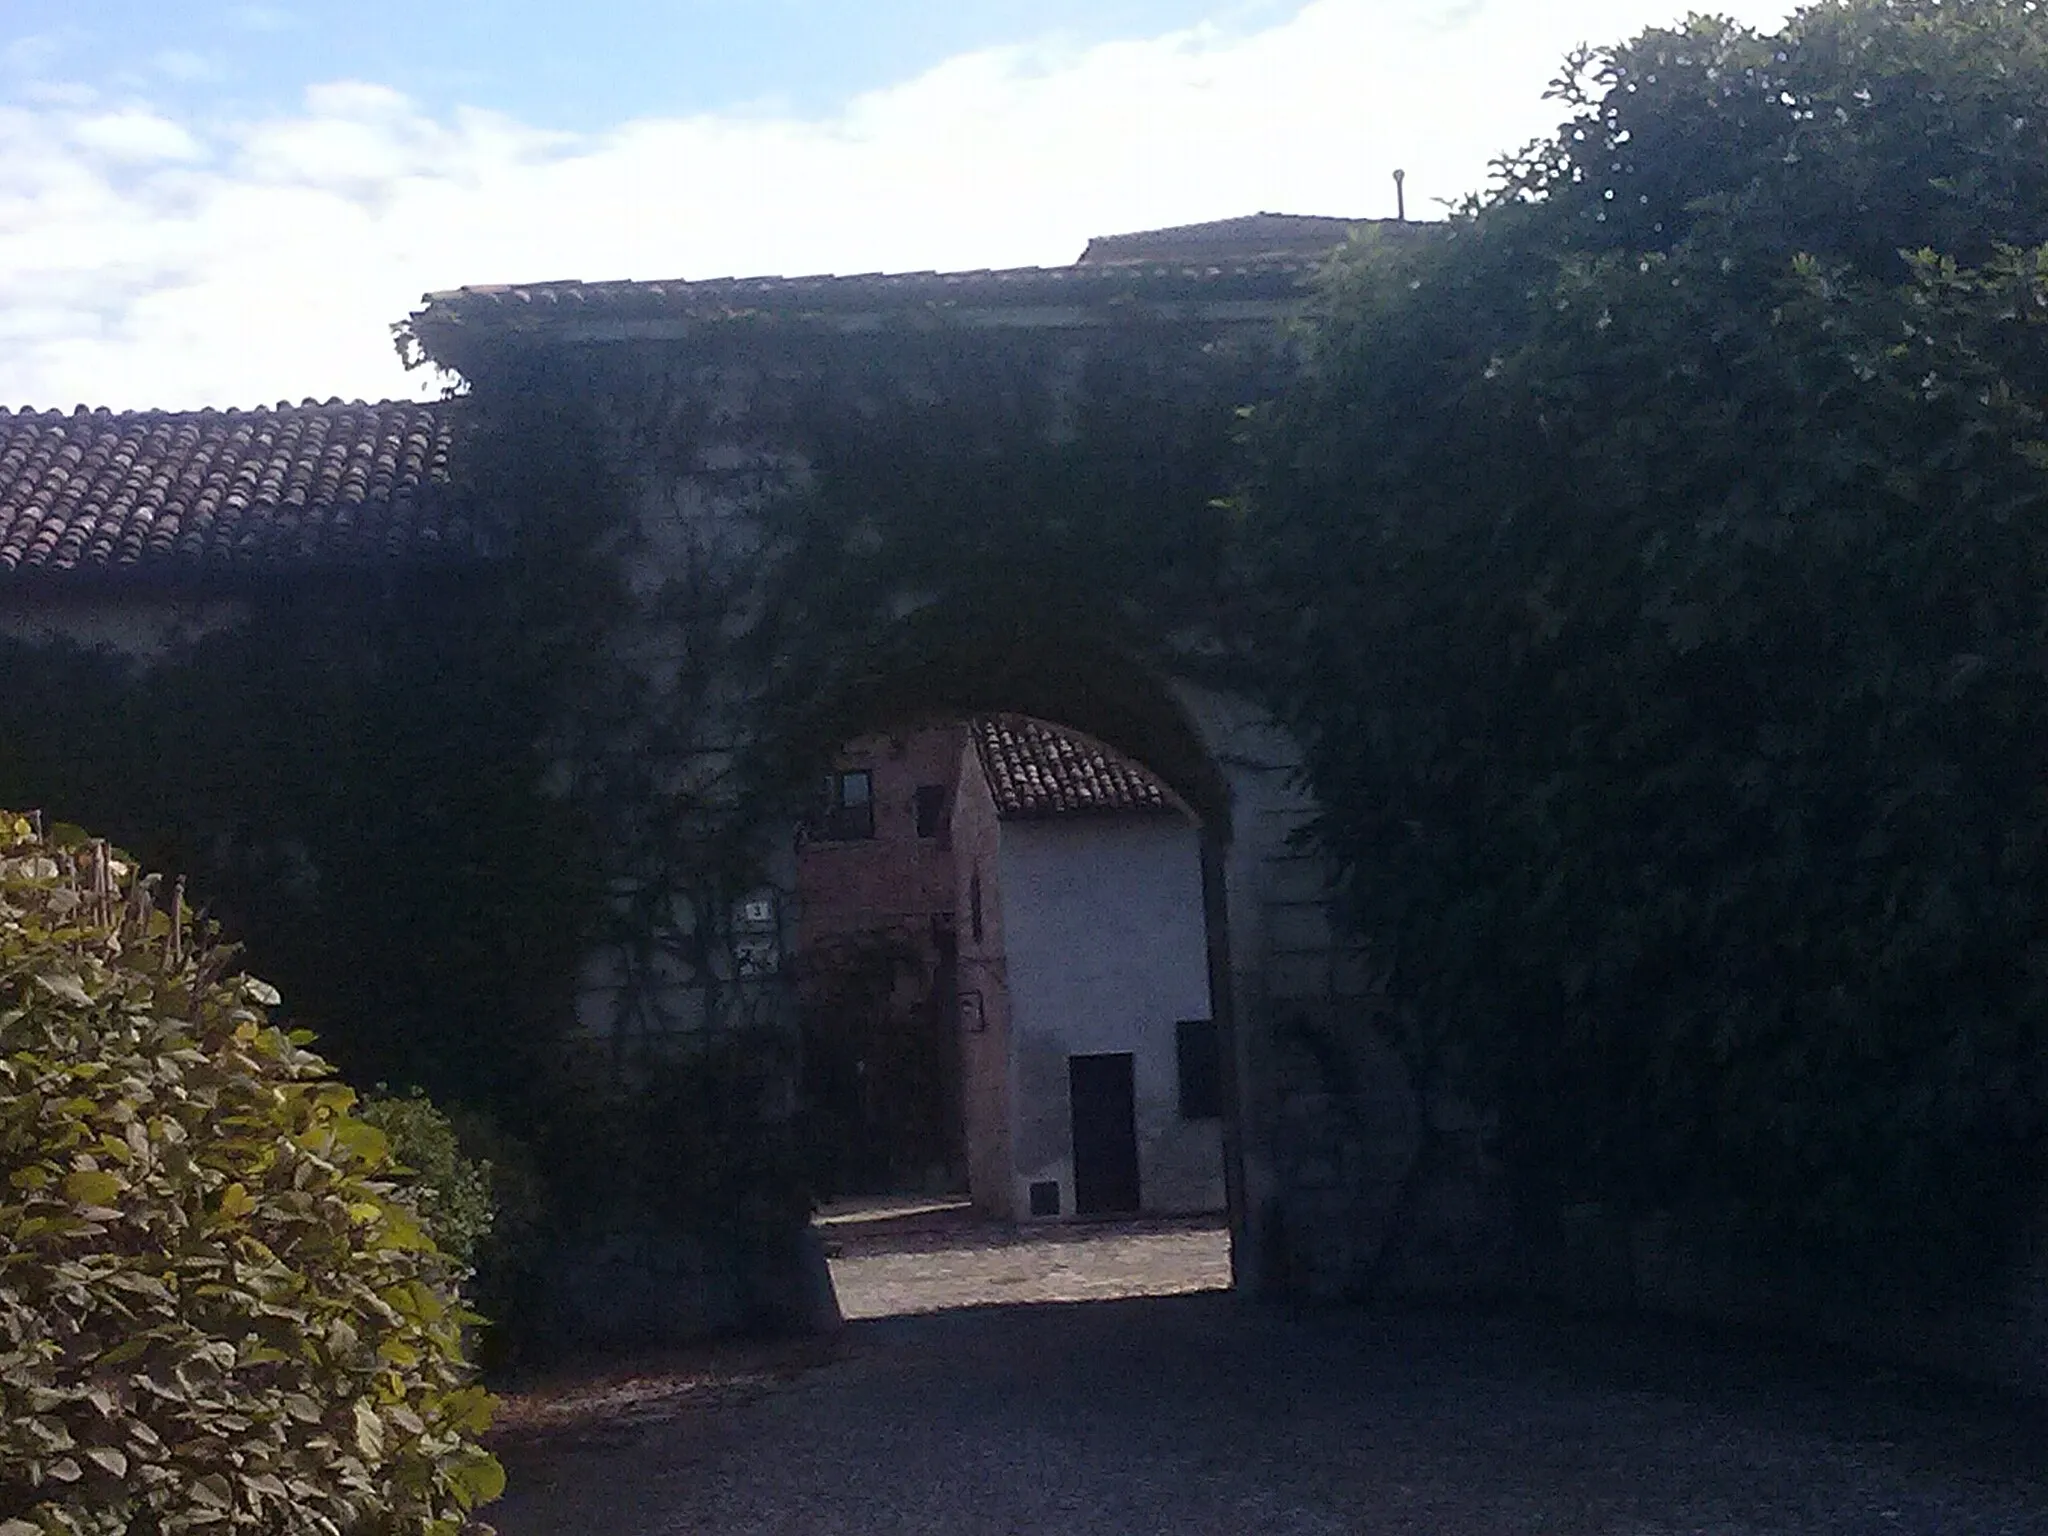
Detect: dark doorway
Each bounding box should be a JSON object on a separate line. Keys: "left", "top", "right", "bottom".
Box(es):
{"left": 797, "top": 922, "right": 967, "bottom": 1200}
{"left": 1069, "top": 1052, "right": 1140, "bottom": 1215}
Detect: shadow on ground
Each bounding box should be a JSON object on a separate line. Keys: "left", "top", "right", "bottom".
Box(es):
{"left": 490, "top": 1278, "right": 2048, "bottom": 1534}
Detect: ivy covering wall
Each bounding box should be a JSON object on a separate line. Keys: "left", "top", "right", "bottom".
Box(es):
{"left": 0, "top": 387, "right": 810, "bottom": 1352}
{"left": 20, "top": 31, "right": 2045, "bottom": 1350}
{"left": 0, "top": 574, "right": 590, "bottom": 1113}
{"left": 0, "top": 319, "right": 1276, "bottom": 1343}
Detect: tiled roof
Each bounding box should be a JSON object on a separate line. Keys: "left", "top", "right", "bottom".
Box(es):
{"left": 0, "top": 400, "right": 467, "bottom": 583}
{"left": 409, "top": 213, "right": 1440, "bottom": 347}
{"left": 1077, "top": 211, "right": 1393, "bottom": 265}
{"left": 972, "top": 716, "right": 1188, "bottom": 821}
{"left": 407, "top": 255, "right": 1323, "bottom": 347}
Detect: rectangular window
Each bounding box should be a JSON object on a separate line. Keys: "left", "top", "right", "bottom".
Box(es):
{"left": 969, "top": 868, "right": 984, "bottom": 943}
{"left": 1176, "top": 1018, "right": 1223, "bottom": 1120}
{"left": 913, "top": 784, "right": 948, "bottom": 839}
{"left": 817, "top": 769, "right": 875, "bottom": 840}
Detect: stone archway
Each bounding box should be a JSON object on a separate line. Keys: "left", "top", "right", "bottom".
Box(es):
{"left": 406, "top": 254, "right": 1426, "bottom": 1335}
{"left": 766, "top": 624, "right": 1416, "bottom": 1301}
{"left": 782, "top": 647, "right": 1256, "bottom": 1258}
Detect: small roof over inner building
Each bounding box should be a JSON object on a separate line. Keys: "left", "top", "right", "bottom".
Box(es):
{"left": 972, "top": 715, "right": 1191, "bottom": 822}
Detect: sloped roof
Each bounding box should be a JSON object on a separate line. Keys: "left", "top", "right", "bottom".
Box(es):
{"left": 972, "top": 715, "right": 1189, "bottom": 821}
{"left": 408, "top": 256, "right": 1322, "bottom": 351}
{"left": 405, "top": 212, "right": 1436, "bottom": 363}
{"left": 0, "top": 400, "right": 469, "bottom": 584}
{"left": 3, "top": 213, "right": 1412, "bottom": 590}
{"left": 1077, "top": 211, "right": 1388, "bottom": 265}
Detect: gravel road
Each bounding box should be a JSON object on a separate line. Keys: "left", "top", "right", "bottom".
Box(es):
{"left": 489, "top": 1214, "right": 2047, "bottom": 1535}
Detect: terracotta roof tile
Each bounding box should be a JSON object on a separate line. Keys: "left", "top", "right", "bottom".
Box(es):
{"left": 972, "top": 716, "right": 1187, "bottom": 821}
{"left": 1077, "top": 211, "right": 1396, "bottom": 265}
{"left": 409, "top": 214, "right": 1440, "bottom": 344}
{"left": 0, "top": 400, "right": 465, "bottom": 583}
{"left": 408, "top": 255, "right": 1324, "bottom": 345}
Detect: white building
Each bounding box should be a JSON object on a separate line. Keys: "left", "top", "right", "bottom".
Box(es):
{"left": 952, "top": 716, "right": 1225, "bottom": 1221}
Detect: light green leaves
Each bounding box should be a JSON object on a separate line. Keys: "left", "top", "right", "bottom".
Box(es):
{"left": 57, "top": 1171, "right": 120, "bottom": 1209}
{"left": 443, "top": 1449, "right": 507, "bottom": 1510}
{"left": 1, "top": 815, "right": 501, "bottom": 1534}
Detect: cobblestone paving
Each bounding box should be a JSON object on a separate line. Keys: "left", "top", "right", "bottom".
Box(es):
{"left": 490, "top": 1213, "right": 2048, "bottom": 1536}
{"left": 819, "top": 1202, "right": 1232, "bottom": 1318}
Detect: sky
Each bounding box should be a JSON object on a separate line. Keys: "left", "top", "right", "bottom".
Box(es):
{"left": 1, "top": 1, "right": 1798, "bottom": 410}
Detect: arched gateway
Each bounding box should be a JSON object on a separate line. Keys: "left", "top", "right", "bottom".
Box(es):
{"left": 0, "top": 217, "right": 1433, "bottom": 1341}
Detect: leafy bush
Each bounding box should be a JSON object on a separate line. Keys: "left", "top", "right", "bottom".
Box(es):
{"left": 357, "top": 1096, "right": 558, "bottom": 1371}
{"left": 359, "top": 1093, "right": 496, "bottom": 1275}
{"left": 1254, "top": 0, "right": 2048, "bottom": 1291}
{"left": 0, "top": 814, "right": 503, "bottom": 1535}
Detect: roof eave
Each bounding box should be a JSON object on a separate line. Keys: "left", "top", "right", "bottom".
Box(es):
{"left": 426, "top": 297, "right": 1301, "bottom": 351}
{"left": 994, "top": 803, "right": 1196, "bottom": 826}
{"left": 405, "top": 264, "right": 1322, "bottom": 364}
{"left": 0, "top": 551, "right": 493, "bottom": 606}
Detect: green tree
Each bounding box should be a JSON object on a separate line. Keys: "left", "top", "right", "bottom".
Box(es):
{"left": 1254, "top": 0, "right": 2048, "bottom": 1291}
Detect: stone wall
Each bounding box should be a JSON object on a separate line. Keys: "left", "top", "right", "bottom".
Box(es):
{"left": 542, "top": 1224, "right": 838, "bottom": 1351}
{"left": 1515, "top": 1196, "right": 2048, "bottom": 1398}
{"left": 951, "top": 735, "right": 1016, "bottom": 1218}
{"left": 2, "top": 328, "right": 2037, "bottom": 1390}
{"left": 0, "top": 596, "right": 247, "bottom": 661}
{"left": 1170, "top": 684, "right": 1421, "bottom": 1299}
{"left": 527, "top": 309, "right": 1388, "bottom": 1324}
{"left": 420, "top": 290, "right": 2048, "bottom": 1387}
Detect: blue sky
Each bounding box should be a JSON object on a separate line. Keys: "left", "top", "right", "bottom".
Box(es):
{"left": 6, "top": 2, "right": 1289, "bottom": 125}
{"left": 0, "top": 1, "right": 1796, "bottom": 409}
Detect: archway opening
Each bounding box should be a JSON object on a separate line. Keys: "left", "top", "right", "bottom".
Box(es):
{"left": 771, "top": 630, "right": 1244, "bottom": 1316}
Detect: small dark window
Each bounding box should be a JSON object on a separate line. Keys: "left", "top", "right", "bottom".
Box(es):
{"left": 1176, "top": 1018, "right": 1223, "bottom": 1120}
{"left": 1028, "top": 1180, "right": 1061, "bottom": 1217}
{"left": 818, "top": 769, "right": 875, "bottom": 840}
{"left": 913, "top": 784, "right": 947, "bottom": 839}
{"left": 969, "top": 869, "right": 984, "bottom": 942}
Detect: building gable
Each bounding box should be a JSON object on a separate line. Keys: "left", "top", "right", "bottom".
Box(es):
{"left": 971, "top": 714, "right": 1191, "bottom": 823}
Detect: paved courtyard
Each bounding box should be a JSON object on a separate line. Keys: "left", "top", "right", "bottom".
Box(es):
{"left": 488, "top": 1210, "right": 2048, "bottom": 1535}
{"left": 818, "top": 1198, "right": 1233, "bottom": 1317}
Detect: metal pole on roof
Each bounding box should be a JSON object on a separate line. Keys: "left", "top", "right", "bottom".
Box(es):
{"left": 1394, "top": 168, "right": 1406, "bottom": 223}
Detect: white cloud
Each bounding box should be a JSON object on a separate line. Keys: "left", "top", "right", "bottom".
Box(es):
{"left": 0, "top": 0, "right": 1796, "bottom": 410}
{"left": 69, "top": 109, "right": 203, "bottom": 164}
{"left": 153, "top": 50, "right": 223, "bottom": 85}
